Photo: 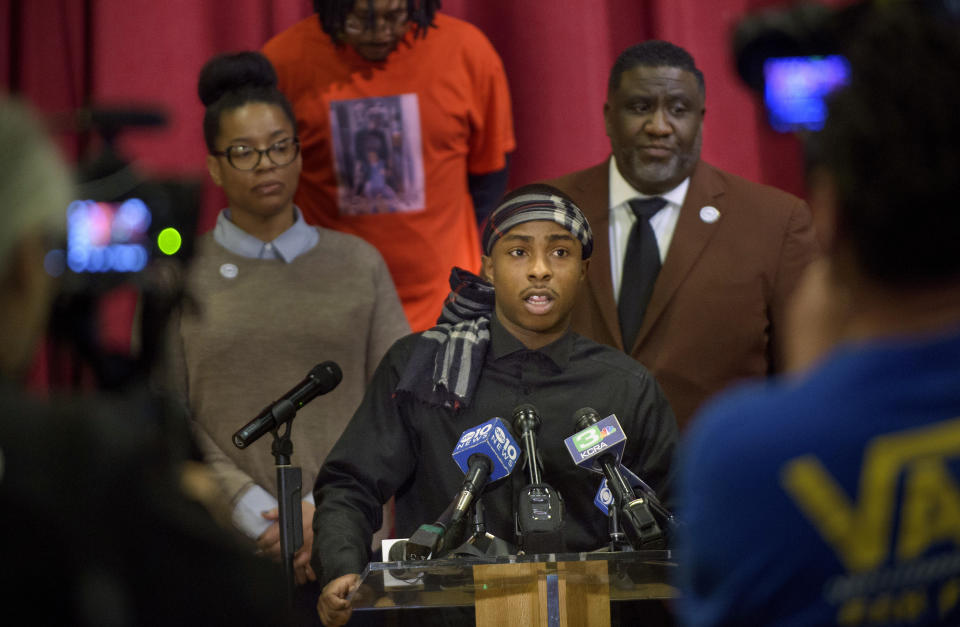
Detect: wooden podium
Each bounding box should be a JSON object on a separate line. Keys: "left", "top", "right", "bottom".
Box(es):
{"left": 349, "top": 550, "right": 677, "bottom": 627}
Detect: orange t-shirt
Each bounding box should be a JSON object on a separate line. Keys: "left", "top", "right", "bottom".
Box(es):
{"left": 264, "top": 13, "right": 515, "bottom": 332}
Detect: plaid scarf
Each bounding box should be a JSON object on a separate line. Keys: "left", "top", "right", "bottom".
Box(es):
{"left": 395, "top": 267, "right": 495, "bottom": 410}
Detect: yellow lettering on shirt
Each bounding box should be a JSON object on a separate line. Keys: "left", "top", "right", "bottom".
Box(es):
{"left": 897, "top": 457, "right": 960, "bottom": 561}
{"left": 780, "top": 417, "right": 960, "bottom": 572}
{"left": 939, "top": 578, "right": 960, "bottom": 617}
{"left": 835, "top": 590, "right": 928, "bottom": 626}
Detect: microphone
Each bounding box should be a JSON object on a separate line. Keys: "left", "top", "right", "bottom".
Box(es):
{"left": 402, "top": 500, "right": 458, "bottom": 561}
{"left": 402, "top": 419, "right": 519, "bottom": 561}
{"left": 565, "top": 407, "right": 628, "bottom": 471}
{"left": 232, "top": 361, "right": 342, "bottom": 449}
{"left": 512, "top": 404, "right": 564, "bottom": 554}
{"left": 513, "top": 403, "right": 543, "bottom": 484}
{"left": 593, "top": 465, "right": 673, "bottom": 521}
{"left": 450, "top": 417, "right": 520, "bottom": 525}
{"left": 565, "top": 407, "right": 663, "bottom": 548}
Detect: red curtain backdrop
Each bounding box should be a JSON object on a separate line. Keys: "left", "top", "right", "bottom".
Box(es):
{"left": 3, "top": 0, "right": 823, "bottom": 219}
{"left": 445, "top": 0, "right": 807, "bottom": 194}
{"left": 3, "top": 0, "right": 846, "bottom": 380}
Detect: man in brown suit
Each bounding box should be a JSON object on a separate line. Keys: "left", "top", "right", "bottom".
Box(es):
{"left": 546, "top": 41, "right": 818, "bottom": 430}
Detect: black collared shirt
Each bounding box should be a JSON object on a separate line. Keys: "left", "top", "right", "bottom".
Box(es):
{"left": 312, "top": 315, "right": 678, "bottom": 584}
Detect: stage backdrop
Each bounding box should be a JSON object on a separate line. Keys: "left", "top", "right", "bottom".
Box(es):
{"left": 2, "top": 0, "right": 835, "bottom": 224}
{"left": 2, "top": 0, "right": 847, "bottom": 380}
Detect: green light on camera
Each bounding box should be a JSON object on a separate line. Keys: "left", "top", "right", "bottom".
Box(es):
{"left": 157, "top": 228, "right": 182, "bottom": 255}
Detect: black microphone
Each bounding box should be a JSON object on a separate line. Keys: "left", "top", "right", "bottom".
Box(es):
{"left": 512, "top": 404, "right": 564, "bottom": 554}
{"left": 403, "top": 419, "right": 520, "bottom": 560}
{"left": 571, "top": 407, "right": 663, "bottom": 548}
{"left": 449, "top": 418, "right": 520, "bottom": 525}
{"left": 452, "top": 454, "right": 493, "bottom": 524}
{"left": 402, "top": 500, "right": 458, "bottom": 561}
{"left": 232, "top": 361, "right": 342, "bottom": 449}
{"left": 513, "top": 403, "right": 543, "bottom": 484}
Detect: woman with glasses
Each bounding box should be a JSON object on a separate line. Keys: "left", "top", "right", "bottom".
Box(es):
{"left": 164, "top": 51, "right": 408, "bottom": 618}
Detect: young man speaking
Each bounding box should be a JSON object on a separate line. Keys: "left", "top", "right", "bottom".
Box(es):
{"left": 310, "top": 184, "right": 679, "bottom": 626}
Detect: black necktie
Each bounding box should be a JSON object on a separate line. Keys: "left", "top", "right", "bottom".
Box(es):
{"left": 618, "top": 197, "right": 667, "bottom": 349}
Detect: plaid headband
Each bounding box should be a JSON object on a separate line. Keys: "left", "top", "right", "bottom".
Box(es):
{"left": 481, "top": 188, "right": 594, "bottom": 259}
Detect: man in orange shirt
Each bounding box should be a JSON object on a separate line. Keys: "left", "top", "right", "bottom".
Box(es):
{"left": 264, "top": 0, "right": 516, "bottom": 332}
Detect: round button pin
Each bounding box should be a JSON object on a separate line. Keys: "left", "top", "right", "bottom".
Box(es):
{"left": 699, "top": 206, "right": 720, "bottom": 224}
{"left": 220, "top": 263, "right": 239, "bottom": 279}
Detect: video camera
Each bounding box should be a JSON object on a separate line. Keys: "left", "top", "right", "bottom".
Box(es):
{"left": 733, "top": 0, "right": 960, "bottom": 133}
{"left": 46, "top": 106, "right": 201, "bottom": 391}
{"left": 732, "top": 1, "right": 864, "bottom": 134}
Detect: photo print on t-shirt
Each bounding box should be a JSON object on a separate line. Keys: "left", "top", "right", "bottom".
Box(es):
{"left": 329, "top": 95, "right": 425, "bottom": 216}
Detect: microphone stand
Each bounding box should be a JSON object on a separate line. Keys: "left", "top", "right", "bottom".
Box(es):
{"left": 268, "top": 402, "right": 303, "bottom": 609}
{"left": 447, "top": 500, "right": 515, "bottom": 558}
{"left": 607, "top": 507, "right": 632, "bottom": 552}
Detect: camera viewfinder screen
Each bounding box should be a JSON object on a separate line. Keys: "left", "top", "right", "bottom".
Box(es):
{"left": 763, "top": 55, "right": 850, "bottom": 132}
{"left": 66, "top": 198, "right": 151, "bottom": 273}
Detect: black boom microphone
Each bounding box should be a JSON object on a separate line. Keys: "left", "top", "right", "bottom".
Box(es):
{"left": 512, "top": 404, "right": 564, "bottom": 554}
{"left": 233, "top": 361, "right": 342, "bottom": 449}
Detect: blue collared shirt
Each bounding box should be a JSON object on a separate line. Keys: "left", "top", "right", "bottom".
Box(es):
{"left": 212, "top": 207, "right": 318, "bottom": 262}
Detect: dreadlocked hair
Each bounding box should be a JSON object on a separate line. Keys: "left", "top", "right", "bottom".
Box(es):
{"left": 314, "top": 0, "right": 440, "bottom": 41}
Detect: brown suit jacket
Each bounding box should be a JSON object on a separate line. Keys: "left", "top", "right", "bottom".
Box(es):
{"left": 546, "top": 159, "right": 819, "bottom": 430}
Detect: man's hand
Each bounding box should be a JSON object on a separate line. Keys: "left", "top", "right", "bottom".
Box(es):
{"left": 317, "top": 573, "right": 360, "bottom": 627}
{"left": 256, "top": 501, "right": 318, "bottom": 585}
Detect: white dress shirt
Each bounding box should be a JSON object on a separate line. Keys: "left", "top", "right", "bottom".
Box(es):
{"left": 608, "top": 160, "right": 690, "bottom": 302}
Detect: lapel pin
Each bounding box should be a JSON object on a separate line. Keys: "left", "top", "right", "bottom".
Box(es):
{"left": 220, "top": 263, "right": 239, "bottom": 279}
{"left": 699, "top": 206, "right": 720, "bottom": 224}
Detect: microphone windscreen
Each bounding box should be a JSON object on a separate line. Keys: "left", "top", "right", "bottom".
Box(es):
{"left": 573, "top": 406, "right": 600, "bottom": 431}
{"left": 512, "top": 403, "right": 541, "bottom": 433}
{"left": 451, "top": 417, "right": 520, "bottom": 482}
{"left": 310, "top": 361, "right": 343, "bottom": 391}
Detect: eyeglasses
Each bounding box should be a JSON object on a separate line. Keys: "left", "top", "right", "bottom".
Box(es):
{"left": 211, "top": 137, "right": 300, "bottom": 171}
{"left": 343, "top": 9, "right": 409, "bottom": 35}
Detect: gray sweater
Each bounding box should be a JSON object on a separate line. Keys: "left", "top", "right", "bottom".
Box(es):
{"left": 166, "top": 228, "right": 409, "bottom": 519}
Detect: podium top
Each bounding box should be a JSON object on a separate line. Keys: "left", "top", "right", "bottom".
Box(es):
{"left": 351, "top": 550, "right": 677, "bottom": 610}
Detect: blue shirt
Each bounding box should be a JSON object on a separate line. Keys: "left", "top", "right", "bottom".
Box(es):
{"left": 676, "top": 327, "right": 960, "bottom": 626}
{"left": 213, "top": 206, "right": 318, "bottom": 262}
